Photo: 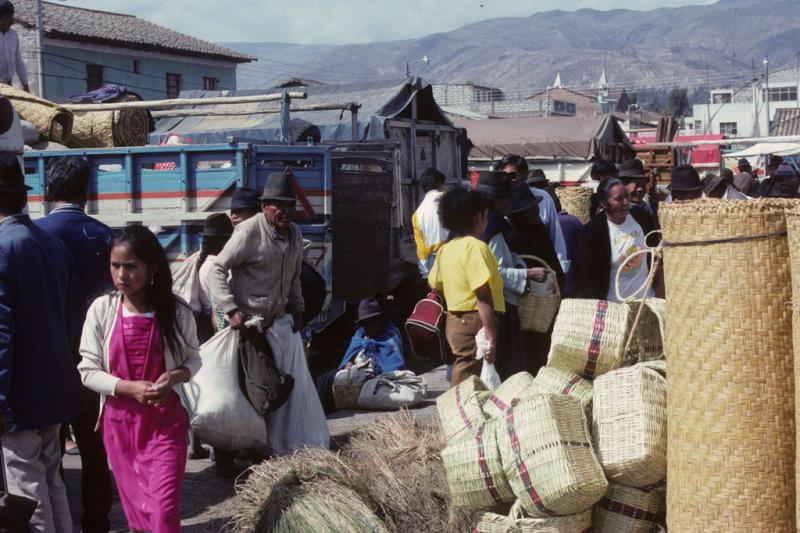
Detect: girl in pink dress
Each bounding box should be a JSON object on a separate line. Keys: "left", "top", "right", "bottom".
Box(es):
{"left": 79, "top": 226, "right": 202, "bottom": 533}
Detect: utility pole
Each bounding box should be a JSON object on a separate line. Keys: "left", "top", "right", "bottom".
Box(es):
{"left": 764, "top": 57, "right": 771, "bottom": 136}
{"left": 34, "top": 0, "right": 44, "bottom": 97}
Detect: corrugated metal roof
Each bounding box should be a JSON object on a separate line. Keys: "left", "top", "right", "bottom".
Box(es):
{"left": 773, "top": 108, "right": 800, "bottom": 136}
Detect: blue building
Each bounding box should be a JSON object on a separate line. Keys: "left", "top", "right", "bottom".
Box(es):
{"left": 12, "top": 0, "right": 254, "bottom": 102}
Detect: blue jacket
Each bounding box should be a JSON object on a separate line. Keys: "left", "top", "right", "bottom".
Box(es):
{"left": 35, "top": 205, "right": 114, "bottom": 354}
{"left": 338, "top": 322, "right": 405, "bottom": 375}
{"left": 0, "top": 215, "right": 79, "bottom": 431}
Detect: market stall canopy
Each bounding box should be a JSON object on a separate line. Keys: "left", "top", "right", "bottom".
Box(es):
{"left": 453, "top": 114, "right": 632, "bottom": 161}
{"left": 633, "top": 134, "right": 723, "bottom": 165}
{"left": 725, "top": 142, "right": 800, "bottom": 158}
{"left": 150, "top": 77, "right": 453, "bottom": 143}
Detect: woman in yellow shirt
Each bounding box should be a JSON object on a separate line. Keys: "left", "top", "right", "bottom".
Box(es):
{"left": 429, "top": 187, "right": 505, "bottom": 386}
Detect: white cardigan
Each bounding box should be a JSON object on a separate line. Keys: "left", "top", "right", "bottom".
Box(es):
{"left": 78, "top": 292, "right": 202, "bottom": 426}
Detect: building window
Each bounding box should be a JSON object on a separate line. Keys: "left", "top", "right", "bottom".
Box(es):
{"left": 694, "top": 120, "right": 702, "bottom": 131}
{"left": 720, "top": 122, "right": 738, "bottom": 136}
{"left": 765, "top": 87, "right": 798, "bottom": 102}
{"left": 166, "top": 73, "right": 182, "bottom": 99}
{"left": 86, "top": 64, "right": 103, "bottom": 91}
{"left": 712, "top": 92, "right": 732, "bottom": 104}
{"left": 203, "top": 77, "right": 220, "bottom": 90}
{"left": 132, "top": 60, "right": 140, "bottom": 74}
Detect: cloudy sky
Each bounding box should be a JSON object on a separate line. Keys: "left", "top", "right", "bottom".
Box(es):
{"left": 64, "top": 0, "right": 717, "bottom": 45}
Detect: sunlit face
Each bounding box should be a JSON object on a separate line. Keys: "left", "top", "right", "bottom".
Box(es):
{"left": 262, "top": 200, "right": 296, "bottom": 230}
{"left": 110, "top": 243, "right": 150, "bottom": 297}
{"left": 230, "top": 207, "right": 258, "bottom": 227}
{"left": 602, "top": 184, "right": 630, "bottom": 223}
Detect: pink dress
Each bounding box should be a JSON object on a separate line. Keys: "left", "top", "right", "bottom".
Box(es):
{"left": 103, "top": 302, "right": 188, "bottom": 533}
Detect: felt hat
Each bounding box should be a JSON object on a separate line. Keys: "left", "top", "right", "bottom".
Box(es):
{"left": 617, "top": 158, "right": 647, "bottom": 180}
{"left": 528, "top": 168, "right": 548, "bottom": 186}
{"left": 0, "top": 153, "right": 29, "bottom": 192}
{"left": 230, "top": 187, "right": 259, "bottom": 210}
{"left": 475, "top": 171, "right": 511, "bottom": 198}
{"left": 0, "top": 1, "right": 14, "bottom": 17}
{"left": 774, "top": 163, "right": 796, "bottom": 178}
{"left": 669, "top": 165, "right": 702, "bottom": 191}
{"left": 259, "top": 172, "right": 296, "bottom": 203}
{"left": 508, "top": 183, "right": 542, "bottom": 214}
{"left": 202, "top": 212, "right": 233, "bottom": 237}
{"left": 355, "top": 298, "right": 386, "bottom": 324}
{"left": 701, "top": 172, "right": 725, "bottom": 195}
{"left": 737, "top": 158, "right": 751, "bottom": 168}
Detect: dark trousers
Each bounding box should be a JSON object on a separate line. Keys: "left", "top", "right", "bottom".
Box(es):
{"left": 494, "top": 303, "right": 525, "bottom": 381}
{"left": 61, "top": 385, "right": 112, "bottom": 533}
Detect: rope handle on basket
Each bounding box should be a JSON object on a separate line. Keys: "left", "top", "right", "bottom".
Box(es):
{"left": 506, "top": 499, "right": 526, "bottom": 529}
{"left": 638, "top": 359, "right": 667, "bottom": 380}
{"left": 518, "top": 254, "right": 561, "bottom": 298}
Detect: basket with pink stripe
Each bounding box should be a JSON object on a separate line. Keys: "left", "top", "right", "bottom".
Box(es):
{"left": 481, "top": 372, "right": 537, "bottom": 419}
{"left": 533, "top": 366, "right": 594, "bottom": 420}
{"left": 436, "top": 375, "right": 489, "bottom": 442}
{"left": 592, "top": 482, "right": 665, "bottom": 533}
{"left": 497, "top": 395, "right": 608, "bottom": 517}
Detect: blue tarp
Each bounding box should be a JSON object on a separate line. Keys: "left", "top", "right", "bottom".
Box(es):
{"left": 150, "top": 77, "right": 453, "bottom": 144}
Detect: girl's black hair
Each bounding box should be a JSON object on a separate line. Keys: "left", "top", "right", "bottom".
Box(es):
{"left": 113, "top": 226, "right": 186, "bottom": 362}
{"left": 197, "top": 236, "right": 230, "bottom": 269}
{"left": 595, "top": 177, "right": 626, "bottom": 210}
{"left": 438, "top": 186, "right": 488, "bottom": 237}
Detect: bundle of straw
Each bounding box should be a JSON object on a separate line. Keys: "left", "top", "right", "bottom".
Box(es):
{"left": 481, "top": 371, "right": 536, "bottom": 418}
{"left": 0, "top": 83, "right": 72, "bottom": 143}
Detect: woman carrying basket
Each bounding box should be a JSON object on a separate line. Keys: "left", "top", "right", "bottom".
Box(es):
{"left": 429, "top": 187, "right": 505, "bottom": 386}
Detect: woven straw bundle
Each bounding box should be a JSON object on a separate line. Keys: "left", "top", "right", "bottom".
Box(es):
{"left": 660, "top": 199, "right": 795, "bottom": 532}
{"left": 547, "top": 299, "right": 634, "bottom": 380}
{"left": 592, "top": 483, "right": 665, "bottom": 533}
{"left": 442, "top": 418, "right": 514, "bottom": 510}
{"left": 68, "top": 94, "right": 152, "bottom": 148}
{"left": 0, "top": 84, "right": 73, "bottom": 143}
{"left": 785, "top": 206, "right": 800, "bottom": 531}
{"left": 555, "top": 186, "right": 593, "bottom": 225}
{"left": 625, "top": 298, "right": 666, "bottom": 362}
{"left": 533, "top": 366, "right": 593, "bottom": 418}
{"left": 437, "top": 376, "right": 488, "bottom": 442}
{"left": 473, "top": 502, "right": 592, "bottom": 533}
{"left": 591, "top": 362, "right": 666, "bottom": 488}
{"left": 496, "top": 395, "right": 607, "bottom": 517}
{"left": 481, "top": 372, "right": 536, "bottom": 418}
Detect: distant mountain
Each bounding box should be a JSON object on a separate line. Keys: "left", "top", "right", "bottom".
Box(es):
{"left": 224, "top": 0, "right": 800, "bottom": 97}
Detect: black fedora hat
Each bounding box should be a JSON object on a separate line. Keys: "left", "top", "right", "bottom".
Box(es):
{"left": 260, "top": 172, "right": 296, "bottom": 203}
{"left": 617, "top": 159, "right": 647, "bottom": 181}
{"left": 355, "top": 298, "right": 386, "bottom": 324}
{"left": 509, "top": 183, "right": 542, "bottom": 214}
{"left": 669, "top": 165, "right": 702, "bottom": 192}
{"left": 0, "top": 153, "right": 30, "bottom": 193}
{"left": 528, "top": 168, "right": 548, "bottom": 186}
{"left": 202, "top": 212, "right": 233, "bottom": 237}
{"left": 475, "top": 171, "right": 511, "bottom": 198}
{"left": 230, "top": 187, "right": 259, "bottom": 210}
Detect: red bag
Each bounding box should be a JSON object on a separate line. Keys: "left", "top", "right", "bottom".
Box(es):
{"left": 405, "top": 289, "right": 452, "bottom": 364}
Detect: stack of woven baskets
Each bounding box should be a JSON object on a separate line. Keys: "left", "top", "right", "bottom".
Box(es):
{"left": 438, "top": 297, "right": 668, "bottom": 532}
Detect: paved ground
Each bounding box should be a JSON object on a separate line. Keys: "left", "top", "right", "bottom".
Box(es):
{"left": 64, "top": 365, "right": 448, "bottom": 532}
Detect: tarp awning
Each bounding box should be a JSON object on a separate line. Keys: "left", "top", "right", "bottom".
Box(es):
{"left": 454, "top": 115, "right": 632, "bottom": 161}
{"left": 725, "top": 142, "right": 800, "bottom": 158}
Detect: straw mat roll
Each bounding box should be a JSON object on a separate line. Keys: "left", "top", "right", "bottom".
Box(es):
{"left": 436, "top": 375, "right": 488, "bottom": 442}
{"left": 785, "top": 206, "right": 800, "bottom": 531}
{"left": 660, "top": 199, "right": 795, "bottom": 532}
{"left": 0, "top": 84, "right": 73, "bottom": 143}
{"left": 591, "top": 483, "right": 664, "bottom": 533}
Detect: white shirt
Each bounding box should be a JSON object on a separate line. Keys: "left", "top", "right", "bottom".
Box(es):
{"left": 412, "top": 190, "right": 449, "bottom": 278}
{"left": 606, "top": 215, "right": 653, "bottom": 303}
{"left": 530, "top": 187, "right": 569, "bottom": 273}
{"left": 0, "top": 28, "right": 28, "bottom": 86}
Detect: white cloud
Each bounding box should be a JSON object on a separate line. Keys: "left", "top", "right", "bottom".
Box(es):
{"left": 63, "top": 0, "right": 717, "bottom": 44}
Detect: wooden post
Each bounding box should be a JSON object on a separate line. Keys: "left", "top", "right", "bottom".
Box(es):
{"left": 63, "top": 92, "right": 308, "bottom": 112}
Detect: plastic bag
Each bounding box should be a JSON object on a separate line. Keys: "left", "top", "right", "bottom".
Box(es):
{"left": 171, "top": 251, "right": 201, "bottom": 312}
{"left": 182, "top": 327, "right": 269, "bottom": 452}
{"left": 357, "top": 370, "right": 428, "bottom": 410}
{"left": 476, "top": 327, "right": 501, "bottom": 390}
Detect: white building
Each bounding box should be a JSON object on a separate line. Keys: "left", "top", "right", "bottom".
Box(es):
{"left": 692, "top": 66, "right": 800, "bottom": 138}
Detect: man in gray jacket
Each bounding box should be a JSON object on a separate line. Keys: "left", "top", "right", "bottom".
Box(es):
{"left": 209, "top": 172, "right": 305, "bottom": 332}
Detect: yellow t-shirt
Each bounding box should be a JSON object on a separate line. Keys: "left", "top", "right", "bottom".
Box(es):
{"left": 428, "top": 236, "right": 506, "bottom": 313}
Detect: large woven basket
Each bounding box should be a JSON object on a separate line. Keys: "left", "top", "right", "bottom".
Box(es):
{"left": 436, "top": 376, "right": 488, "bottom": 442}
{"left": 0, "top": 84, "right": 73, "bottom": 143}
{"left": 661, "top": 199, "right": 795, "bottom": 532}
{"left": 555, "top": 186, "right": 593, "bottom": 225}
{"left": 473, "top": 501, "right": 592, "bottom": 533}
{"left": 592, "top": 483, "right": 665, "bottom": 533}
{"left": 481, "top": 372, "right": 536, "bottom": 419}
{"left": 517, "top": 255, "right": 561, "bottom": 333}
{"left": 625, "top": 298, "right": 666, "bottom": 362}
{"left": 787, "top": 207, "right": 800, "bottom": 530}
{"left": 592, "top": 362, "right": 666, "bottom": 488}
{"left": 547, "top": 299, "right": 634, "bottom": 380}
{"left": 533, "top": 366, "right": 593, "bottom": 418}
{"left": 442, "top": 418, "right": 514, "bottom": 510}
{"left": 332, "top": 383, "right": 364, "bottom": 410}
{"left": 497, "top": 395, "right": 607, "bottom": 517}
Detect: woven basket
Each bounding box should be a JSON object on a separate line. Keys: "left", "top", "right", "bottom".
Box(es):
{"left": 517, "top": 255, "right": 561, "bottom": 333}
{"left": 624, "top": 298, "right": 666, "bottom": 363}
{"left": 547, "top": 299, "right": 634, "bottom": 380}
{"left": 481, "top": 372, "right": 537, "bottom": 419}
{"left": 442, "top": 418, "right": 514, "bottom": 510}
{"left": 332, "top": 383, "right": 364, "bottom": 410}
{"left": 473, "top": 501, "right": 592, "bottom": 533}
{"left": 785, "top": 206, "right": 800, "bottom": 531}
{"left": 591, "top": 362, "right": 666, "bottom": 488}
{"left": 0, "top": 84, "right": 73, "bottom": 143}
{"left": 436, "top": 376, "right": 488, "bottom": 442}
{"left": 555, "top": 186, "right": 593, "bottom": 225}
{"left": 661, "top": 199, "right": 795, "bottom": 532}
{"left": 497, "top": 395, "right": 607, "bottom": 517}
{"left": 533, "top": 366, "right": 593, "bottom": 418}
{"left": 592, "top": 483, "right": 664, "bottom": 533}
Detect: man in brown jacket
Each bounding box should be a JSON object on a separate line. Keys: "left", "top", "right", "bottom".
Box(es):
{"left": 209, "top": 173, "right": 305, "bottom": 330}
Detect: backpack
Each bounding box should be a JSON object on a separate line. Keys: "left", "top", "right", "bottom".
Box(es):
{"left": 404, "top": 289, "right": 452, "bottom": 364}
